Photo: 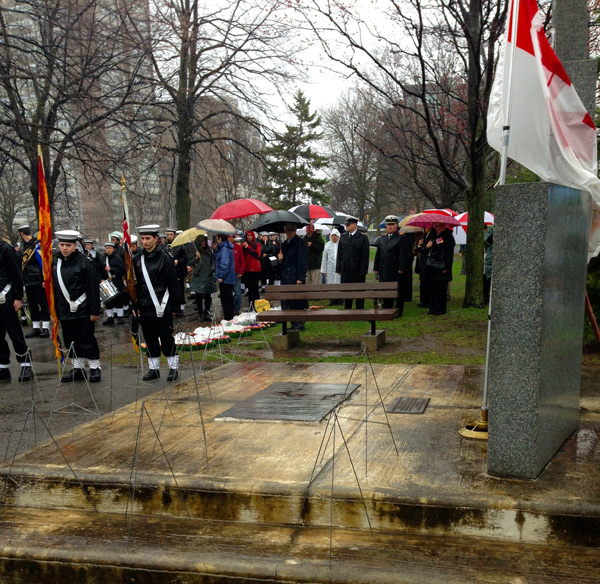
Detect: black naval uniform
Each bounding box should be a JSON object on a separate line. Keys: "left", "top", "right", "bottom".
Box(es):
{"left": 166, "top": 241, "right": 187, "bottom": 313}
{"left": 103, "top": 251, "right": 128, "bottom": 316}
{"left": 0, "top": 241, "right": 31, "bottom": 378}
{"left": 52, "top": 248, "right": 101, "bottom": 364}
{"left": 18, "top": 236, "right": 51, "bottom": 333}
{"left": 373, "top": 230, "right": 404, "bottom": 315}
{"left": 134, "top": 244, "right": 181, "bottom": 367}
{"left": 336, "top": 229, "right": 370, "bottom": 309}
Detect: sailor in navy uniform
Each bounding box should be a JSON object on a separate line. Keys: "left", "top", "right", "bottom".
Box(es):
{"left": 0, "top": 238, "right": 33, "bottom": 381}
{"left": 17, "top": 224, "right": 51, "bottom": 338}
{"left": 165, "top": 227, "right": 187, "bottom": 315}
{"left": 52, "top": 230, "right": 101, "bottom": 383}
{"left": 134, "top": 225, "right": 182, "bottom": 381}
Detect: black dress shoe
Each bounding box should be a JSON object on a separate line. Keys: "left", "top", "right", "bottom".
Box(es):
{"left": 143, "top": 369, "right": 160, "bottom": 381}
{"left": 25, "top": 329, "right": 41, "bottom": 338}
{"left": 18, "top": 365, "right": 33, "bottom": 382}
{"left": 89, "top": 368, "right": 101, "bottom": 383}
{"left": 61, "top": 368, "right": 86, "bottom": 383}
{"left": 0, "top": 368, "right": 11, "bottom": 380}
{"left": 39, "top": 329, "right": 50, "bottom": 338}
{"left": 167, "top": 369, "right": 179, "bottom": 382}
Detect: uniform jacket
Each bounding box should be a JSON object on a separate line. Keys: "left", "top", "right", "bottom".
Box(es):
{"left": 373, "top": 232, "right": 414, "bottom": 282}
{"left": 134, "top": 246, "right": 181, "bottom": 317}
{"left": 52, "top": 250, "right": 100, "bottom": 320}
{"left": 215, "top": 241, "right": 235, "bottom": 285}
{"left": 424, "top": 229, "right": 455, "bottom": 282}
{"left": 103, "top": 252, "right": 126, "bottom": 291}
{"left": 0, "top": 241, "right": 24, "bottom": 304}
{"left": 167, "top": 242, "right": 188, "bottom": 278}
{"left": 260, "top": 240, "right": 277, "bottom": 271}
{"left": 18, "top": 238, "right": 44, "bottom": 286}
{"left": 280, "top": 235, "right": 308, "bottom": 284}
{"left": 336, "top": 231, "right": 369, "bottom": 280}
{"left": 303, "top": 231, "right": 325, "bottom": 270}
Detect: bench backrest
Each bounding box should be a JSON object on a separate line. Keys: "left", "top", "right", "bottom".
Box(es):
{"left": 264, "top": 282, "right": 398, "bottom": 301}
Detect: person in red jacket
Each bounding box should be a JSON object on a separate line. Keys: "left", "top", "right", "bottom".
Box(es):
{"left": 242, "top": 230, "right": 261, "bottom": 311}
{"left": 228, "top": 233, "right": 246, "bottom": 315}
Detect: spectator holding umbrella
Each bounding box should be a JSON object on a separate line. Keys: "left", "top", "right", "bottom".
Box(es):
{"left": 259, "top": 232, "right": 277, "bottom": 289}
{"left": 229, "top": 233, "right": 245, "bottom": 316}
{"left": 242, "top": 230, "right": 261, "bottom": 311}
{"left": 188, "top": 235, "right": 215, "bottom": 321}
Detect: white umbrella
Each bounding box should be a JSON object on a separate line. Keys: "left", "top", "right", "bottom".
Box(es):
{"left": 196, "top": 218, "right": 237, "bottom": 234}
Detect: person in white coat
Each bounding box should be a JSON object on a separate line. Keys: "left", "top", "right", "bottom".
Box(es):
{"left": 320, "top": 229, "right": 341, "bottom": 305}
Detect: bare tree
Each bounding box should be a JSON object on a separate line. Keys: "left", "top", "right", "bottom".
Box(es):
{"left": 0, "top": 0, "right": 154, "bottom": 222}
{"left": 123, "top": 0, "right": 300, "bottom": 227}
{"left": 297, "top": 0, "right": 507, "bottom": 307}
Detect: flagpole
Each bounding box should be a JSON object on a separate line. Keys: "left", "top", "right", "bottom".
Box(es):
{"left": 459, "top": 0, "right": 521, "bottom": 440}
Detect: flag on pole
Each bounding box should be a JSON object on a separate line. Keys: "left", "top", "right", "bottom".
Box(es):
{"left": 37, "top": 146, "right": 63, "bottom": 369}
{"left": 121, "top": 175, "right": 139, "bottom": 351}
{"left": 487, "top": 0, "right": 600, "bottom": 205}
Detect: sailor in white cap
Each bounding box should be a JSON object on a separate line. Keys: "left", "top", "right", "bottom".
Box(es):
{"left": 133, "top": 225, "right": 182, "bottom": 381}
{"left": 16, "top": 223, "right": 51, "bottom": 338}
{"left": 53, "top": 230, "right": 101, "bottom": 382}
{"left": 0, "top": 235, "right": 33, "bottom": 382}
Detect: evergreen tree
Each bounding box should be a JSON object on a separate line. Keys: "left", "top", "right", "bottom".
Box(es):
{"left": 261, "top": 90, "right": 329, "bottom": 208}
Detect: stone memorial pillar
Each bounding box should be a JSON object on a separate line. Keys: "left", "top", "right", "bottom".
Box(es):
{"left": 487, "top": 0, "right": 596, "bottom": 478}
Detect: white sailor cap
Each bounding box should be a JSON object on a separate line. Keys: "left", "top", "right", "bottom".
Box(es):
{"left": 109, "top": 231, "right": 123, "bottom": 240}
{"left": 104, "top": 241, "right": 116, "bottom": 247}
{"left": 131, "top": 235, "right": 138, "bottom": 244}
{"left": 16, "top": 224, "right": 30, "bottom": 232}
{"left": 138, "top": 224, "right": 160, "bottom": 236}
{"left": 165, "top": 226, "right": 176, "bottom": 233}
{"left": 55, "top": 230, "right": 81, "bottom": 242}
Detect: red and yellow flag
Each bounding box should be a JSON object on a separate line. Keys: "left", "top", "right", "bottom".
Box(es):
{"left": 38, "top": 146, "right": 62, "bottom": 368}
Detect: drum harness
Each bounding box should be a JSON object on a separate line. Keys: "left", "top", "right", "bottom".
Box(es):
{"left": 57, "top": 258, "right": 87, "bottom": 313}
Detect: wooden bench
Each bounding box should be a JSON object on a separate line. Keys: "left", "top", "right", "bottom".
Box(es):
{"left": 257, "top": 282, "right": 399, "bottom": 351}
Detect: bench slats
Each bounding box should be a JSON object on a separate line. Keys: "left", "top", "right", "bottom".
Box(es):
{"left": 264, "top": 282, "right": 398, "bottom": 301}
{"left": 257, "top": 308, "right": 398, "bottom": 323}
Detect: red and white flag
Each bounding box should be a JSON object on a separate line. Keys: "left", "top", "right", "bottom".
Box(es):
{"left": 487, "top": 0, "right": 600, "bottom": 207}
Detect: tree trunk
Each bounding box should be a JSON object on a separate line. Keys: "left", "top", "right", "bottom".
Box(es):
{"left": 175, "top": 108, "right": 192, "bottom": 229}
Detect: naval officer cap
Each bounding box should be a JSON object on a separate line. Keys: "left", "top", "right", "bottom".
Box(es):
{"left": 344, "top": 215, "right": 359, "bottom": 225}
{"left": 55, "top": 230, "right": 81, "bottom": 242}
{"left": 138, "top": 224, "right": 160, "bottom": 236}
{"left": 384, "top": 215, "right": 399, "bottom": 224}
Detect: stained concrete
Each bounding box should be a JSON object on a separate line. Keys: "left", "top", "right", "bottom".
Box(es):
{"left": 1, "top": 361, "right": 599, "bottom": 583}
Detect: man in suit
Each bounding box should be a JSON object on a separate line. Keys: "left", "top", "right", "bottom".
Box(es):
{"left": 336, "top": 216, "right": 369, "bottom": 309}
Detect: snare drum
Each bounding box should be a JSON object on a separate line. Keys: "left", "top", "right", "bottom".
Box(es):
{"left": 99, "top": 280, "right": 120, "bottom": 304}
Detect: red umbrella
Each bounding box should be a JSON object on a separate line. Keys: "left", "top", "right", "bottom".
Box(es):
{"left": 456, "top": 211, "right": 494, "bottom": 227}
{"left": 423, "top": 208, "right": 458, "bottom": 216}
{"left": 289, "top": 204, "right": 333, "bottom": 220}
{"left": 210, "top": 198, "right": 273, "bottom": 220}
{"left": 406, "top": 213, "right": 461, "bottom": 229}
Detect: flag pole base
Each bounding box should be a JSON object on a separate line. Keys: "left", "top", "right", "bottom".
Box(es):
{"left": 458, "top": 407, "right": 488, "bottom": 440}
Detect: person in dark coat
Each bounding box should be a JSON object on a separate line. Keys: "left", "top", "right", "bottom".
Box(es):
{"left": 398, "top": 230, "right": 415, "bottom": 302}
{"left": 336, "top": 216, "right": 369, "bottom": 309}
{"left": 189, "top": 235, "right": 216, "bottom": 320}
{"left": 134, "top": 224, "right": 182, "bottom": 381}
{"left": 52, "top": 230, "right": 101, "bottom": 383}
{"left": 373, "top": 215, "right": 405, "bottom": 316}
{"left": 83, "top": 238, "right": 105, "bottom": 281}
{"left": 165, "top": 228, "right": 188, "bottom": 315}
{"left": 214, "top": 233, "right": 235, "bottom": 321}
{"left": 259, "top": 232, "right": 277, "bottom": 289}
{"left": 0, "top": 239, "right": 33, "bottom": 382}
{"left": 302, "top": 222, "right": 325, "bottom": 285}
{"left": 242, "top": 230, "right": 261, "bottom": 310}
{"left": 17, "top": 224, "right": 51, "bottom": 338}
{"left": 423, "top": 222, "right": 455, "bottom": 316}
{"left": 278, "top": 223, "right": 308, "bottom": 331}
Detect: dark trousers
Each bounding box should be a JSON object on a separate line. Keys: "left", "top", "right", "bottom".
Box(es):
{"left": 140, "top": 314, "right": 176, "bottom": 358}
{"left": 0, "top": 301, "right": 29, "bottom": 364}
{"left": 343, "top": 274, "right": 365, "bottom": 309}
{"left": 195, "top": 293, "right": 212, "bottom": 315}
{"left": 382, "top": 295, "right": 404, "bottom": 317}
{"left": 399, "top": 272, "right": 412, "bottom": 302}
{"left": 219, "top": 283, "right": 234, "bottom": 320}
{"left": 243, "top": 271, "right": 261, "bottom": 307}
{"left": 25, "top": 284, "right": 50, "bottom": 321}
{"left": 428, "top": 280, "right": 448, "bottom": 315}
{"left": 419, "top": 277, "right": 431, "bottom": 308}
{"left": 61, "top": 318, "right": 100, "bottom": 360}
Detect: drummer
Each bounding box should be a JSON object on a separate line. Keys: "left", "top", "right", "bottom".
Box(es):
{"left": 52, "top": 230, "right": 102, "bottom": 383}
{"left": 133, "top": 224, "right": 182, "bottom": 381}
{"left": 101, "top": 241, "right": 127, "bottom": 325}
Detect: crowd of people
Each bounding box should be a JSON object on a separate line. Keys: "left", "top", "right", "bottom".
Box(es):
{"left": 0, "top": 213, "right": 465, "bottom": 386}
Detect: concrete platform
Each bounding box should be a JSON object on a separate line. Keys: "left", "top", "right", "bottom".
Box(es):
{"left": 1, "top": 362, "right": 599, "bottom": 582}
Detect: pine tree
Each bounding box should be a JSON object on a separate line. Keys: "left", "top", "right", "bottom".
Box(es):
{"left": 261, "top": 90, "right": 329, "bottom": 208}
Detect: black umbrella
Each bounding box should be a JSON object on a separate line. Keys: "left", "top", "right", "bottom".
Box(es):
{"left": 248, "top": 210, "right": 309, "bottom": 233}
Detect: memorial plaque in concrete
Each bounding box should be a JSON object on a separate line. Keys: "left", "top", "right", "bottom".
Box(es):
{"left": 215, "top": 382, "right": 360, "bottom": 423}
{"left": 386, "top": 397, "right": 430, "bottom": 415}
